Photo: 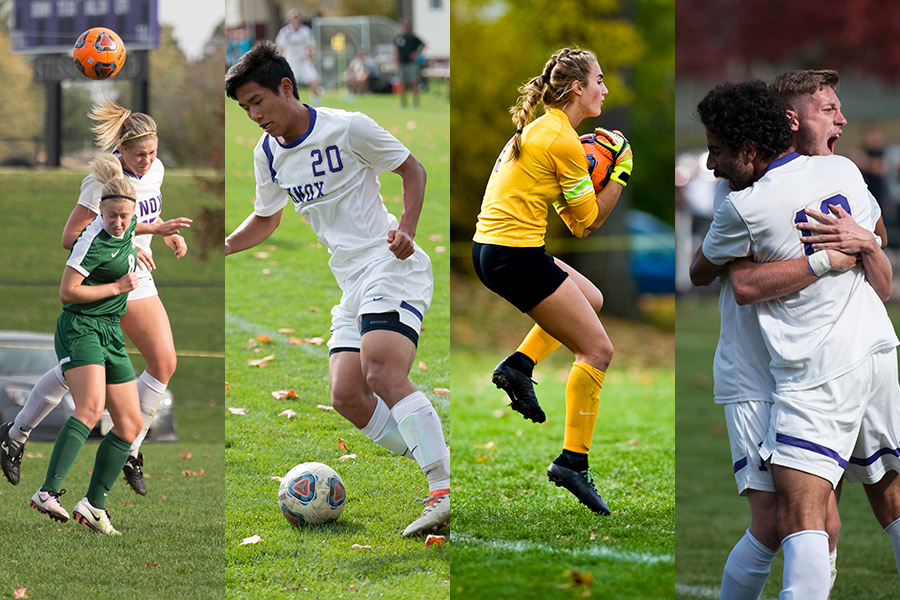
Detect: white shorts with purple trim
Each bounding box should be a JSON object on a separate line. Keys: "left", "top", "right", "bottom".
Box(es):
{"left": 327, "top": 247, "right": 432, "bottom": 351}
{"left": 724, "top": 401, "right": 775, "bottom": 495}
{"left": 760, "top": 348, "right": 899, "bottom": 487}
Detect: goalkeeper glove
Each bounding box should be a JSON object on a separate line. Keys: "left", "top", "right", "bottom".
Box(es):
{"left": 594, "top": 127, "right": 633, "bottom": 187}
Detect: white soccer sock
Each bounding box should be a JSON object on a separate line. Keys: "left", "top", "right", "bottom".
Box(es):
{"left": 885, "top": 516, "right": 900, "bottom": 577}
{"left": 828, "top": 548, "right": 837, "bottom": 595}
{"left": 780, "top": 530, "right": 830, "bottom": 600}
{"left": 129, "top": 370, "right": 167, "bottom": 457}
{"left": 360, "top": 396, "right": 411, "bottom": 458}
{"left": 11, "top": 365, "right": 68, "bottom": 444}
{"left": 390, "top": 391, "right": 450, "bottom": 492}
{"left": 720, "top": 529, "right": 778, "bottom": 600}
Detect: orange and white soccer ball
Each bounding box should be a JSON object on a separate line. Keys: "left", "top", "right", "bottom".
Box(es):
{"left": 73, "top": 27, "right": 126, "bottom": 80}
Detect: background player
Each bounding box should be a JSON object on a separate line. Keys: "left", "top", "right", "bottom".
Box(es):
{"left": 275, "top": 9, "right": 322, "bottom": 106}
{"left": 224, "top": 41, "right": 450, "bottom": 537}
{"left": 472, "top": 47, "right": 633, "bottom": 515}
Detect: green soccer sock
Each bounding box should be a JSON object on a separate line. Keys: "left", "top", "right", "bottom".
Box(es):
{"left": 86, "top": 431, "right": 132, "bottom": 509}
{"left": 42, "top": 417, "right": 91, "bottom": 493}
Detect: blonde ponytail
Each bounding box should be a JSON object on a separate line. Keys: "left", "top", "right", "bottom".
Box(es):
{"left": 89, "top": 96, "right": 157, "bottom": 152}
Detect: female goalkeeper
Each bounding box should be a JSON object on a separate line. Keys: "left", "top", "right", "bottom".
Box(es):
{"left": 471, "top": 47, "right": 633, "bottom": 514}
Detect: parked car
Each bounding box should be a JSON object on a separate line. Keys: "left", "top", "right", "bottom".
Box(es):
{"left": 627, "top": 210, "right": 677, "bottom": 294}
{"left": 0, "top": 330, "right": 176, "bottom": 442}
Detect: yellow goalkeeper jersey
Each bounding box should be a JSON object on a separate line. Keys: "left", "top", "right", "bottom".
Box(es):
{"left": 473, "top": 108, "right": 595, "bottom": 247}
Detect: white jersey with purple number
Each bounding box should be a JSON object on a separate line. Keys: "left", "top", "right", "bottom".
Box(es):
{"left": 703, "top": 152, "right": 897, "bottom": 391}
{"left": 252, "top": 106, "right": 413, "bottom": 287}
{"left": 77, "top": 156, "right": 164, "bottom": 264}
{"left": 709, "top": 180, "right": 775, "bottom": 404}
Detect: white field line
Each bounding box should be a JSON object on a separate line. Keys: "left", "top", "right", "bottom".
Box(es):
{"left": 451, "top": 532, "right": 673, "bottom": 565}
{"left": 674, "top": 582, "right": 777, "bottom": 600}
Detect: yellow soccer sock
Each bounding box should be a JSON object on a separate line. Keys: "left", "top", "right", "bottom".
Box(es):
{"left": 516, "top": 325, "right": 563, "bottom": 365}
{"left": 563, "top": 361, "right": 605, "bottom": 454}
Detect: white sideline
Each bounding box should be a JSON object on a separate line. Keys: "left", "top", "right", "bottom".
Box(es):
{"left": 674, "top": 582, "right": 777, "bottom": 600}
{"left": 451, "top": 532, "right": 673, "bottom": 565}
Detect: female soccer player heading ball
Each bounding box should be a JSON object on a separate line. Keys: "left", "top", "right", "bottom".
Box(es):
{"left": 224, "top": 42, "right": 450, "bottom": 537}
{"left": 472, "top": 47, "right": 633, "bottom": 515}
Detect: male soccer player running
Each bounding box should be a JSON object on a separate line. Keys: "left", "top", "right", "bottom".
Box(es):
{"left": 692, "top": 80, "right": 900, "bottom": 599}
{"left": 224, "top": 42, "right": 449, "bottom": 537}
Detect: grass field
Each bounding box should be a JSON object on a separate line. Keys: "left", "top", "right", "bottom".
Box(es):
{"left": 224, "top": 89, "right": 450, "bottom": 598}
{"left": 451, "top": 276, "right": 675, "bottom": 599}
{"left": 0, "top": 167, "right": 225, "bottom": 599}
{"left": 675, "top": 295, "right": 900, "bottom": 600}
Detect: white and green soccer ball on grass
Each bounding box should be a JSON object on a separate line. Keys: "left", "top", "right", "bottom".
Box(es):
{"left": 278, "top": 462, "right": 346, "bottom": 526}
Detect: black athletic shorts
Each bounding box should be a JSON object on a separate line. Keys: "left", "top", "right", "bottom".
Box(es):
{"left": 471, "top": 242, "right": 568, "bottom": 313}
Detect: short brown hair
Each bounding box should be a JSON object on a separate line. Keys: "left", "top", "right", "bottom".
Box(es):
{"left": 770, "top": 69, "right": 840, "bottom": 111}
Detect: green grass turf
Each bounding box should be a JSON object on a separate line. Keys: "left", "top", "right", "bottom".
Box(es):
{"left": 0, "top": 167, "right": 225, "bottom": 596}
{"left": 225, "top": 90, "right": 450, "bottom": 598}
{"left": 450, "top": 277, "right": 675, "bottom": 599}
{"left": 675, "top": 295, "right": 900, "bottom": 599}
{"left": 0, "top": 441, "right": 224, "bottom": 599}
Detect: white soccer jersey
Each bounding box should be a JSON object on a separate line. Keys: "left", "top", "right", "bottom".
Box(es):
{"left": 709, "top": 180, "right": 775, "bottom": 404}
{"left": 252, "top": 106, "right": 413, "bottom": 287}
{"left": 77, "top": 156, "right": 165, "bottom": 264}
{"left": 703, "top": 153, "right": 898, "bottom": 391}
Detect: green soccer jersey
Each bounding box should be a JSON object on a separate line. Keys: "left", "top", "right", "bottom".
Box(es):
{"left": 63, "top": 215, "right": 137, "bottom": 316}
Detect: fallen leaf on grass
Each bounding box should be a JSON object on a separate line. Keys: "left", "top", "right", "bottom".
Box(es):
{"left": 271, "top": 389, "right": 298, "bottom": 400}
{"left": 338, "top": 438, "right": 349, "bottom": 452}
{"left": 122, "top": 501, "right": 134, "bottom": 507}
{"left": 256, "top": 334, "right": 273, "bottom": 344}
{"left": 433, "top": 388, "right": 450, "bottom": 396}
{"left": 14, "top": 587, "right": 28, "bottom": 598}
{"left": 25, "top": 452, "right": 43, "bottom": 459}
{"left": 278, "top": 328, "right": 295, "bottom": 334}
{"left": 565, "top": 570, "right": 593, "bottom": 587}
{"left": 247, "top": 355, "right": 275, "bottom": 367}
{"left": 350, "top": 544, "right": 372, "bottom": 550}
{"left": 253, "top": 251, "right": 269, "bottom": 259}
{"left": 428, "top": 234, "right": 444, "bottom": 242}
{"left": 262, "top": 268, "right": 271, "bottom": 275}
{"left": 475, "top": 455, "right": 491, "bottom": 463}
{"left": 309, "top": 306, "right": 321, "bottom": 313}
{"left": 491, "top": 410, "right": 505, "bottom": 418}
{"left": 338, "top": 454, "right": 357, "bottom": 462}
{"left": 182, "top": 469, "right": 205, "bottom": 477}
{"left": 239, "top": 535, "right": 263, "bottom": 546}
{"left": 304, "top": 337, "right": 325, "bottom": 346}
{"left": 287, "top": 337, "right": 304, "bottom": 345}
{"left": 316, "top": 404, "right": 334, "bottom": 411}
{"left": 225, "top": 382, "right": 232, "bottom": 390}
{"left": 434, "top": 246, "right": 446, "bottom": 253}
{"left": 424, "top": 534, "right": 445, "bottom": 547}
{"left": 179, "top": 450, "right": 192, "bottom": 460}
{"left": 626, "top": 439, "right": 641, "bottom": 446}
{"left": 418, "top": 361, "right": 427, "bottom": 371}
{"left": 228, "top": 407, "right": 248, "bottom": 415}
{"left": 270, "top": 476, "right": 283, "bottom": 482}
{"left": 589, "top": 531, "right": 596, "bottom": 541}
{"left": 278, "top": 409, "right": 297, "bottom": 419}
{"left": 142, "top": 562, "right": 158, "bottom": 568}
{"left": 474, "top": 441, "right": 497, "bottom": 450}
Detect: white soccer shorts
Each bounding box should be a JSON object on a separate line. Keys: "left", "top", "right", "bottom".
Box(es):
{"left": 724, "top": 401, "right": 775, "bottom": 495}
{"left": 844, "top": 347, "right": 900, "bottom": 484}
{"left": 760, "top": 349, "right": 893, "bottom": 487}
{"left": 126, "top": 269, "right": 158, "bottom": 302}
{"left": 327, "top": 248, "right": 433, "bottom": 351}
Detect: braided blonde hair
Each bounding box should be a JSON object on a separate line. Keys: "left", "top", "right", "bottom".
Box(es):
{"left": 89, "top": 97, "right": 157, "bottom": 152}
{"left": 508, "top": 48, "right": 597, "bottom": 162}
{"left": 90, "top": 154, "right": 136, "bottom": 204}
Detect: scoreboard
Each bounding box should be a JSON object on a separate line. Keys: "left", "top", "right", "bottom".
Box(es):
{"left": 11, "top": 0, "right": 158, "bottom": 54}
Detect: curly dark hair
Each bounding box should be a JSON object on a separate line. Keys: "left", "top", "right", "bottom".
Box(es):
{"left": 225, "top": 40, "right": 298, "bottom": 101}
{"left": 696, "top": 80, "right": 792, "bottom": 161}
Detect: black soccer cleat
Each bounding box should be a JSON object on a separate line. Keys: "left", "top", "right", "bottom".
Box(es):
{"left": 547, "top": 462, "right": 611, "bottom": 515}
{"left": 0, "top": 422, "right": 24, "bottom": 485}
{"left": 123, "top": 452, "right": 147, "bottom": 496}
{"left": 492, "top": 358, "right": 546, "bottom": 423}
